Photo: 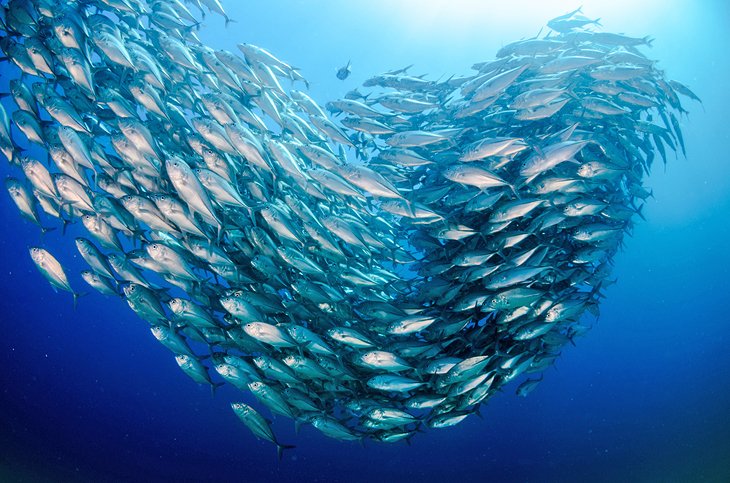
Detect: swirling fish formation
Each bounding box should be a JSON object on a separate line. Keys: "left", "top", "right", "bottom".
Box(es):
{"left": 0, "top": 0, "right": 698, "bottom": 454}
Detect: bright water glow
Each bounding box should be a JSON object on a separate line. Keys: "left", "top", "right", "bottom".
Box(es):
{"left": 312, "top": 0, "right": 690, "bottom": 45}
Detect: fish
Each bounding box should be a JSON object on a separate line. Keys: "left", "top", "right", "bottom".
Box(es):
{"left": 29, "top": 247, "right": 82, "bottom": 308}
{"left": 150, "top": 325, "right": 195, "bottom": 357}
{"left": 175, "top": 354, "right": 222, "bottom": 394}
{"left": 231, "top": 403, "right": 295, "bottom": 459}
{"left": 310, "top": 415, "right": 360, "bottom": 441}
{"left": 359, "top": 350, "right": 413, "bottom": 372}
{"left": 5, "top": 177, "right": 53, "bottom": 232}
{"left": 0, "top": 0, "right": 695, "bottom": 451}
{"left": 367, "top": 375, "right": 425, "bottom": 392}
{"left": 516, "top": 376, "right": 543, "bottom": 397}
{"left": 80, "top": 270, "right": 118, "bottom": 296}
{"left": 336, "top": 60, "right": 352, "bottom": 80}
{"left": 243, "top": 322, "right": 297, "bottom": 348}
{"left": 547, "top": 7, "right": 601, "bottom": 33}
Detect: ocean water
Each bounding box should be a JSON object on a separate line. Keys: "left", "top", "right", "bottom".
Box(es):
{"left": 1, "top": 1, "right": 729, "bottom": 482}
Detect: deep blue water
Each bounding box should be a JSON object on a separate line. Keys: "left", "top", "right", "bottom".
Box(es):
{"left": 1, "top": 1, "right": 729, "bottom": 481}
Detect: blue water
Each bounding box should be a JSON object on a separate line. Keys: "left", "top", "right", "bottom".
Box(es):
{"left": 1, "top": 1, "right": 729, "bottom": 481}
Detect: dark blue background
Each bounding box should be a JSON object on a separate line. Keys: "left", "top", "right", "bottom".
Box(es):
{"left": 1, "top": 1, "right": 729, "bottom": 481}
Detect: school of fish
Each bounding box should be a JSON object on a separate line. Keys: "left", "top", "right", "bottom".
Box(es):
{"left": 0, "top": 1, "right": 699, "bottom": 456}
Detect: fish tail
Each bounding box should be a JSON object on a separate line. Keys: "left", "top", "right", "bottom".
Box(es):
{"left": 473, "top": 406, "right": 483, "bottom": 419}
{"left": 210, "top": 381, "right": 225, "bottom": 398}
{"left": 8, "top": 148, "right": 21, "bottom": 166}
{"left": 40, "top": 225, "right": 57, "bottom": 236}
{"left": 291, "top": 418, "right": 305, "bottom": 436}
{"left": 60, "top": 212, "right": 73, "bottom": 236}
{"left": 507, "top": 183, "right": 521, "bottom": 200}
{"left": 276, "top": 443, "right": 295, "bottom": 461}
{"left": 72, "top": 291, "right": 88, "bottom": 311}
{"left": 568, "top": 332, "right": 578, "bottom": 347}
{"left": 635, "top": 203, "right": 646, "bottom": 221}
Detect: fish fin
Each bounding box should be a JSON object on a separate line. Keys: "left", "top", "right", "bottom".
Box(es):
{"left": 534, "top": 26, "right": 544, "bottom": 42}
